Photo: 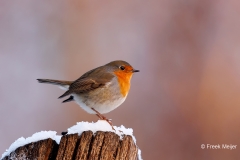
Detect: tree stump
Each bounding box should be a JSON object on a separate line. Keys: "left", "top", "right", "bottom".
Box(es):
{"left": 2, "top": 131, "right": 139, "bottom": 160}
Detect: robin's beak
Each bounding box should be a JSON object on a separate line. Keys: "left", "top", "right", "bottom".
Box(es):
{"left": 132, "top": 69, "right": 139, "bottom": 73}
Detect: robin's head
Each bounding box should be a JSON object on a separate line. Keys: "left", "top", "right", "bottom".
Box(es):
{"left": 105, "top": 60, "right": 139, "bottom": 74}
{"left": 105, "top": 60, "right": 139, "bottom": 96}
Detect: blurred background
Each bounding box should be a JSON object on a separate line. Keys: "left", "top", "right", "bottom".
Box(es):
{"left": 1, "top": 0, "right": 240, "bottom": 159}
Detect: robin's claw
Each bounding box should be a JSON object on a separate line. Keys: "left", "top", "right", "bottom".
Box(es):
{"left": 92, "top": 108, "right": 115, "bottom": 130}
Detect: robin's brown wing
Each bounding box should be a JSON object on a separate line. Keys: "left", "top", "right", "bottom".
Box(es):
{"left": 58, "top": 73, "right": 114, "bottom": 99}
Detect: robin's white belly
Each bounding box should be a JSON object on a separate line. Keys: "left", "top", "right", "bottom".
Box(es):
{"left": 73, "top": 93, "right": 126, "bottom": 114}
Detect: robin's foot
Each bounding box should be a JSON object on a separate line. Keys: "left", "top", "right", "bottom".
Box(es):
{"left": 92, "top": 108, "right": 115, "bottom": 130}
{"left": 95, "top": 114, "right": 115, "bottom": 130}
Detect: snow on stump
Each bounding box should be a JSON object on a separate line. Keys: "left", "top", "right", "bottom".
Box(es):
{"left": 1, "top": 121, "right": 142, "bottom": 160}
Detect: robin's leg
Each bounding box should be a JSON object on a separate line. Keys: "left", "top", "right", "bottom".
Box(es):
{"left": 95, "top": 113, "right": 104, "bottom": 120}
{"left": 91, "top": 108, "right": 115, "bottom": 130}
{"left": 91, "top": 108, "right": 107, "bottom": 120}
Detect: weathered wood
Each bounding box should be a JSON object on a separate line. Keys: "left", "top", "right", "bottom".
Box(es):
{"left": 2, "top": 131, "right": 138, "bottom": 160}
{"left": 73, "top": 131, "right": 93, "bottom": 160}
{"left": 99, "top": 132, "right": 120, "bottom": 160}
{"left": 116, "top": 135, "right": 138, "bottom": 160}
{"left": 88, "top": 131, "right": 105, "bottom": 160}
{"left": 56, "top": 133, "right": 78, "bottom": 160}
{"left": 2, "top": 138, "right": 58, "bottom": 160}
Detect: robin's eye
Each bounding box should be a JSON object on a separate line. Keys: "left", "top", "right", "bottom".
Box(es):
{"left": 119, "top": 66, "right": 125, "bottom": 70}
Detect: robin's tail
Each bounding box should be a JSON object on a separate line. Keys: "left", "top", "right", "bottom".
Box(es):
{"left": 37, "top": 79, "right": 72, "bottom": 90}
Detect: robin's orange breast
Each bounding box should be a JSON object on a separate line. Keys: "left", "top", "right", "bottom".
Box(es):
{"left": 114, "top": 71, "right": 133, "bottom": 97}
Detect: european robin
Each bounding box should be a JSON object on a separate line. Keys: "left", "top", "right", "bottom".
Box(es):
{"left": 37, "top": 60, "right": 139, "bottom": 128}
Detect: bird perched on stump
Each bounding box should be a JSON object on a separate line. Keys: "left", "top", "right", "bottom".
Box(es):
{"left": 37, "top": 60, "right": 139, "bottom": 129}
